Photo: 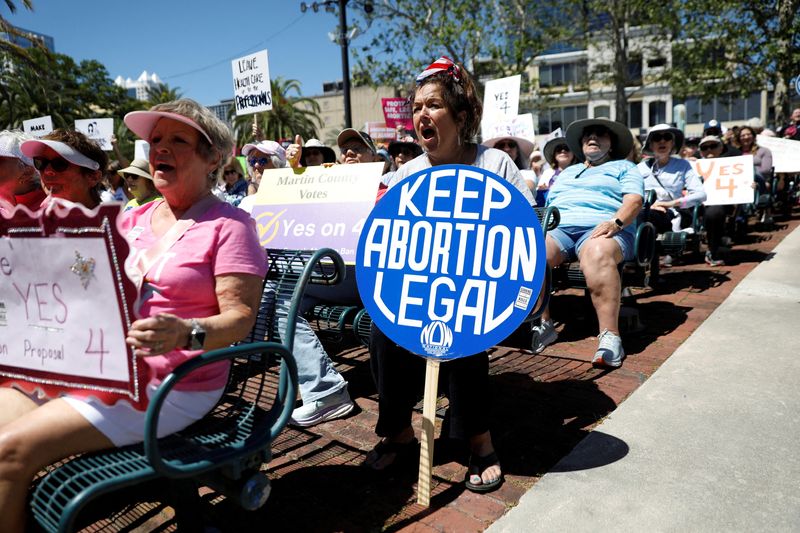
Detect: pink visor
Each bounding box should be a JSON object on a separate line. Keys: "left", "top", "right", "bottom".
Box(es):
{"left": 124, "top": 110, "right": 213, "bottom": 145}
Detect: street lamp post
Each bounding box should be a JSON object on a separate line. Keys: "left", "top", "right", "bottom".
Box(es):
{"left": 338, "top": 0, "right": 352, "bottom": 129}
{"left": 300, "top": 0, "right": 372, "bottom": 129}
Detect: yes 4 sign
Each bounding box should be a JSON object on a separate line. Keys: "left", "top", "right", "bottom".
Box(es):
{"left": 693, "top": 155, "right": 755, "bottom": 206}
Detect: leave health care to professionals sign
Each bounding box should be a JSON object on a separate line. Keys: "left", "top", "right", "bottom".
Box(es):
{"left": 356, "top": 165, "right": 546, "bottom": 360}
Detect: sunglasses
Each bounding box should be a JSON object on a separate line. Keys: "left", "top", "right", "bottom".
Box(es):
{"left": 123, "top": 173, "right": 141, "bottom": 181}
{"left": 583, "top": 126, "right": 610, "bottom": 138}
{"left": 495, "top": 140, "right": 518, "bottom": 150}
{"left": 554, "top": 144, "right": 571, "bottom": 153}
{"left": 33, "top": 157, "right": 71, "bottom": 172}
{"left": 699, "top": 143, "right": 720, "bottom": 151}
{"left": 341, "top": 143, "right": 369, "bottom": 155}
{"left": 248, "top": 157, "right": 270, "bottom": 167}
{"left": 651, "top": 133, "right": 674, "bottom": 142}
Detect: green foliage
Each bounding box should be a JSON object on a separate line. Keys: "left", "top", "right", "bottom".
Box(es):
{"left": 669, "top": 0, "right": 800, "bottom": 124}
{"left": 231, "top": 77, "right": 322, "bottom": 146}
{"left": 146, "top": 82, "right": 183, "bottom": 105}
{"left": 0, "top": 48, "right": 136, "bottom": 130}
{"left": 347, "top": 0, "right": 580, "bottom": 91}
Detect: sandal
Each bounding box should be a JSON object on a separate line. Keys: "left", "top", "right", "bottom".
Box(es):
{"left": 465, "top": 451, "right": 503, "bottom": 493}
{"left": 363, "top": 437, "right": 419, "bottom": 471}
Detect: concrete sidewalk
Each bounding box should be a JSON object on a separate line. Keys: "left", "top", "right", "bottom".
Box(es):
{"left": 489, "top": 225, "right": 800, "bottom": 532}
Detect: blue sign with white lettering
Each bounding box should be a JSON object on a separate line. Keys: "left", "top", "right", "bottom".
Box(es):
{"left": 356, "top": 164, "right": 546, "bottom": 360}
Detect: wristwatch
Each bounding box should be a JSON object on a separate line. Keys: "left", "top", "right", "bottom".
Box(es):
{"left": 613, "top": 218, "right": 624, "bottom": 229}
{"left": 186, "top": 319, "right": 206, "bottom": 350}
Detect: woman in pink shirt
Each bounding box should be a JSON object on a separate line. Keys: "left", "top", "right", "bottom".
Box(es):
{"left": 0, "top": 99, "right": 266, "bottom": 532}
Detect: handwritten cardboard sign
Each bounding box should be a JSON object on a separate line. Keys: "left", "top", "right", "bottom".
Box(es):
{"left": 692, "top": 154, "right": 755, "bottom": 206}
{"left": 481, "top": 75, "right": 521, "bottom": 140}
{"left": 134, "top": 140, "right": 150, "bottom": 161}
{"left": 249, "top": 163, "right": 383, "bottom": 263}
{"left": 355, "top": 164, "right": 546, "bottom": 359}
{"left": 756, "top": 135, "right": 800, "bottom": 173}
{"left": 0, "top": 204, "right": 145, "bottom": 409}
{"left": 74, "top": 118, "right": 115, "bottom": 151}
{"left": 231, "top": 49, "right": 272, "bottom": 116}
{"left": 23, "top": 116, "right": 53, "bottom": 138}
{"left": 382, "top": 97, "right": 413, "bottom": 131}
{"left": 482, "top": 113, "right": 536, "bottom": 144}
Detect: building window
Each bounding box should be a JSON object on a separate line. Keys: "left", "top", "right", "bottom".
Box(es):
{"left": 647, "top": 57, "right": 667, "bottom": 68}
{"left": 649, "top": 101, "right": 667, "bottom": 126}
{"left": 626, "top": 56, "right": 642, "bottom": 86}
{"left": 628, "top": 101, "right": 642, "bottom": 128}
{"left": 538, "top": 61, "right": 588, "bottom": 88}
{"left": 676, "top": 91, "right": 762, "bottom": 124}
{"left": 538, "top": 105, "right": 588, "bottom": 134}
{"left": 594, "top": 105, "right": 611, "bottom": 118}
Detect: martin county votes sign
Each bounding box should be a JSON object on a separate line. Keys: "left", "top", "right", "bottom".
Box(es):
{"left": 356, "top": 165, "right": 546, "bottom": 360}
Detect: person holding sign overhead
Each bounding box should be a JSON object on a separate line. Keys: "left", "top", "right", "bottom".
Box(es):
{"left": 532, "top": 118, "right": 644, "bottom": 368}
{"left": 364, "top": 57, "right": 534, "bottom": 493}
{"left": 0, "top": 99, "right": 266, "bottom": 532}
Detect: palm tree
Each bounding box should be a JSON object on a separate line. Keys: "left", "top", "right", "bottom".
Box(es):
{"left": 146, "top": 82, "right": 183, "bottom": 105}
{"left": 231, "top": 77, "right": 322, "bottom": 147}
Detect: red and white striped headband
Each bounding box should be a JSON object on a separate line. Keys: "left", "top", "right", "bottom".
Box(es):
{"left": 416, "top": 56, "right": 461, "bottom": 84}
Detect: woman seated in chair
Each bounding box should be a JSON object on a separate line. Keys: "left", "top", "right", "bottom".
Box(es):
{"left": 531, "top": 118, "right": 644, "bottom": 368}
{"left": 0, "top": 99, "right": 266, "bottom": 532}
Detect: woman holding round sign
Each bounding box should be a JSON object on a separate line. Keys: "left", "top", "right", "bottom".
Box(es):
{"left": 0, "top": 99, "right": 266, "bottom": 531}
{"left": 361, "top": 57, "right": 540, "bottom": 494}
{"left": 532, "top": 118, "right": 644, "bottom": 368}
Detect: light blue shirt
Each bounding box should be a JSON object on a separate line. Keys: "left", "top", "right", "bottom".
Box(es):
{"left": 546, "top": 159, "right": 644, "bottom": 236}
{"left": 637, "top": 156, "right": 706, "bottom": 208}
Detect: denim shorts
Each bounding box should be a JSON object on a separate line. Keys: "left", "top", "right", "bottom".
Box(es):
{"left": 547, "top": 224, "right": 635, "bottom": 262}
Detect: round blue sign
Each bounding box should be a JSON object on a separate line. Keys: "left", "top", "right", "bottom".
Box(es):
{"left": 356, "top": 164, "right": 546, "bottom": 360}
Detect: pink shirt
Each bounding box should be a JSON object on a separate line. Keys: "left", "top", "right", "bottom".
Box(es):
{"left": 121, "top": 200, "right": 267, "bottom": 390}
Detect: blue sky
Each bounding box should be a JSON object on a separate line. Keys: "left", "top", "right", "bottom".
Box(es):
{"left": 4, "top": 0, "right": 363, "bottom": 105}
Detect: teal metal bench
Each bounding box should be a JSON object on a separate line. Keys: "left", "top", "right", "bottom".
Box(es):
{"left": 28, "top": 248, "right": 346, "bottom": 532}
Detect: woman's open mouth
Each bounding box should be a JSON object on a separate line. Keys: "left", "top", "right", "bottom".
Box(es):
{"left": 154, "top": 163, "right": 174, "bottom": 173}
{"left": 420, "top": 126, "right": 436, "bottom": 140}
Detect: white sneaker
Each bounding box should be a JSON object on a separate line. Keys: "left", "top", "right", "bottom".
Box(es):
{"left": 290, "top": 388, "right": 354, "bottom": 427}
{"left": 531, "top": 319, "right": 558, "bottom": 354}
{"left": 592, "top": 330, "right": 625, "bottom": 368}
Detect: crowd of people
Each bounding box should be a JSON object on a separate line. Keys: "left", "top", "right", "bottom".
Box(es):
{"left": 1, "top": 54, "right": 799, "bottom": 527}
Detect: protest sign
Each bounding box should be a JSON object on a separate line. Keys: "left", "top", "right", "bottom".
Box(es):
{"left": 23, "top": 115, "right": 53, "bottom": 138}
{"left": 481, "top": 75, "right": 521, "bottom": 139}
{"left": 248, "top": 162, "right": 384, "bottom": 263}
{"left": 482, "top": 113, "right": 536, "bottom": 145}
{"left": 355, "top": 164, "right": 546, "bottom": 505}
{"left": 364, "top": 121, "right": 396, "bottom": 143}
{"left": 382, "top": 97, "right": 413, "bottom": 131}
{"left": 0, "top": 204, "right": 145, "bottom": 409}
{"left": 134, "top": 140, "right": 150, "bottom": 161}
{"left": 692, "top": 155, "right": 755, "bottom": 206}
{"left": 231, "top": 49, "right": 272, "bottom": 116}
{"left": 756, "top": 135, "right": 800, "bottom": 173}
{"left": 356, "top": 164, "right": 546, "bottom": 359}
{"left": 74, "top": 118, "right": 114, "bottom": 151}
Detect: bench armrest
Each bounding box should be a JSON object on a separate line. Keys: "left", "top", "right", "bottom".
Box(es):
{"left": 143, "top": 341, "right": 298, "bottom": 478}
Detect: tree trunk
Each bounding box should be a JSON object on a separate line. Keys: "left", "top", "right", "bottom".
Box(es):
{"left": 611, "top": 0, "right": 629, "bottom": 125}
{"left": 772, "top": 0, "right": 798, "bottom": 126}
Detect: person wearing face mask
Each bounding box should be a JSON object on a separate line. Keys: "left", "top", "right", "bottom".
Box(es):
{"left": 530, "top": 118, "right": 644, "bottom": 369}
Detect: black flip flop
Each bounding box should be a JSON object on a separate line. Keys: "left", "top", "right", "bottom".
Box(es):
{"left": 465, "top": 451, "right": 503, "bottom": 493}
{"left": 364, "top": 437, "right": 419, "bottom": 472}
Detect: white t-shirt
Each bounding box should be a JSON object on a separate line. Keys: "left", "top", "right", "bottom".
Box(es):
{"left": 383, "top": 145, "right": 536, "bottom": 206}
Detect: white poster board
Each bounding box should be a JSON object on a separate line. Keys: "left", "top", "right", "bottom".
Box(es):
{"left": 23, "top": 116, "right": 53, "bottom": 138}
{"left": 482, "top": 75, "right": 521, "bottom": 139}
{"left": 134, "top": 140, "right": 150, "bottom": 161}
{"left": 693, "top": 155, "right": 755, "bottom": 206}
{"left": 756, "top": 135, "right": 800, "bottom": 173}
{"left": 231, "top": 49, "right": 272, "bottom": 116}
{"left": 482, "top": 113, "right": 536, "bottom": 143}
{"left": 74, "top": 118, "right": 114, "bottom": 151}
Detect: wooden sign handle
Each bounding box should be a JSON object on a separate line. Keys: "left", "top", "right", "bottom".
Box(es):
{"left": 417, "top": 358, "right": 440, "bottom": 506}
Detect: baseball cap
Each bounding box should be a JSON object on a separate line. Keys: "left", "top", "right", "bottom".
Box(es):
{"left": 337, "top": 129, "right": 377, "bottom": 154}
{"left": 241, "top": 140, "right": 287, "bottom": 166}
{"left": 699, "top": 135, "right": 722, "bottom": 148}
